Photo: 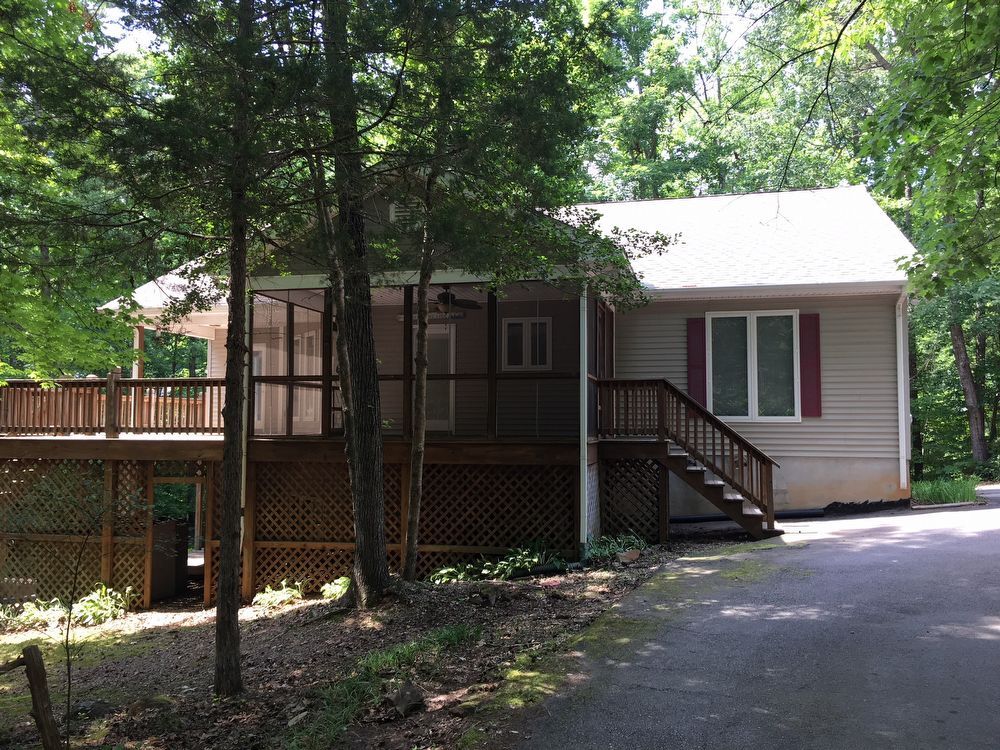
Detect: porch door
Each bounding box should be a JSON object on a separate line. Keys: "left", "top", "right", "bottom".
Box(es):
{"left": 251, "top": 344, "right": 266, "bottom": 433}
{"left": 417, "top": 324, "right": 455, "bottom": 433}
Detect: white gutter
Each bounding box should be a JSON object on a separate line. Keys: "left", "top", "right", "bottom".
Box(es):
{"left": 895, "top": 293, "right": 910, "bottom": 491}
{"left": 643, "top": 279, "right": 908, "bottom": 302}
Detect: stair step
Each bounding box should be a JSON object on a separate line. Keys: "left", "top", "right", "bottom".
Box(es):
{"left": 722, "top": 492, "right": 744, "bottom": 503}
{"left": 704, "top": 479, "right": 725, "bottom": 487}
{"left": 742, "top": 506, "right": 764, "bottom": 518}
{"left": 685, "top": 465, "right": 707, "bottom": 474}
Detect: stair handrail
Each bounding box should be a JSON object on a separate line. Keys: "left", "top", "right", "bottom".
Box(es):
{"left": 597, "top": 377, "right": 779, "bottom": 528}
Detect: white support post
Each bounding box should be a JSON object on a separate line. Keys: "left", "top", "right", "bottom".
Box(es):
{"left": 895, "top": 293, "right": 910, "bottom": 492}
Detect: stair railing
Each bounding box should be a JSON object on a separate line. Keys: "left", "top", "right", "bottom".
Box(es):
{"left": 596, "top": 378, "right": 778, "bottom": 528}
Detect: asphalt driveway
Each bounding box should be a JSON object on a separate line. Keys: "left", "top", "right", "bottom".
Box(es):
{"left": 513, "top": 497, "right": 1000, "bottom": 749}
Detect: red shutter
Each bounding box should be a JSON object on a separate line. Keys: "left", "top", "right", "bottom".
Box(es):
{"left": 799, "top": 313, "right": 822, "bottom": 417}
{"left": 686, "top": 318, "right": 707, "bottom": 406}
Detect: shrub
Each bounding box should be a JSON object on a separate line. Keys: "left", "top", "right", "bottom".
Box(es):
{"left": 428, "top": 546, "right": 565, "bottom": 584}
{"left": 320, "top": 577, "right": 351, "bottom": 601}
{"left": 585, "top": 533, "right": 648, "bottom": 562}
{"left": 71, "top": 584, "right": 137, "bottom": 626}
{"left": 911, "top": 477, "right": 980, "bottom": 505}
{"left": 252, "top": 579, "right": 304, "bottom": 608}
{"left": 1, "top": 585, "right": 136, "bottom": 631}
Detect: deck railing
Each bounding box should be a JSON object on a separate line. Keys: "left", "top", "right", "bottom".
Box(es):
{"left": 596, "top": 378, "right": 778, "bottom": 527}
{"left": 0, "top": 370, "right": 225, "bottom": 436}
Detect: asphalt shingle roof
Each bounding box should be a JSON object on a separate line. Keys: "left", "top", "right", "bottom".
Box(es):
{"left": 576, "top": 185, "right": 912, "bottom": 292}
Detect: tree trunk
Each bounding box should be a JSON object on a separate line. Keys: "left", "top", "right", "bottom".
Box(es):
{"left": 215, "top": 0, "right": 255, "bottom": 698}
{"left": 403, "top": 229, "right": 434, "bottom": 580}
{"left": 950, "top": 322, "right": 990, "bottom": 465}
{"left": 908, "top": 326, "right": 924, "bottom": 480}
{"left": 323, "top": 0, "right": 389, "bottom": 606}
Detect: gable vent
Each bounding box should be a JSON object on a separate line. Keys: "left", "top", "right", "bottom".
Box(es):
{"left": 389, "top": 198, "right": 424, "bottom": 226}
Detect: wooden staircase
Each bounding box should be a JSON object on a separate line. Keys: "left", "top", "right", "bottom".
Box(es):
{"left": 596, "top": 379, "right": 782, "bottom": 540}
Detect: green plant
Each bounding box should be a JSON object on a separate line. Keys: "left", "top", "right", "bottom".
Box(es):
{"left": 252, "top": 579, "right": 305, "bottom": 608}
{"left": 428, "top": 546, "right": 565, "bottom": 584}
{"left": 287, "top": 624, "right": 480, "bottom": 749}
{"left": 0, "top": 597, "right": 62, "bottom": 631}
{"left": 585, "top": 533, "right": 649, "bottom": 562}
{"left": 428, "top": 563, "right": 479, "bottom": 584}
{"left": 911, "top": 478, "right": 980, "bottom": 505}
{"left": 320, "top": 577, "right": 351, "bottom": 601}
{"left": 71, "top": 584, "right": 136, "bottom": 626}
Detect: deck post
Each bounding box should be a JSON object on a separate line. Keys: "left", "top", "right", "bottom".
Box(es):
{"left": 101, "top": 460, "right": 116, "bottom": 584}
{"left": 402, "top": 285, "right": 414, "bottom": 438}
{"left": 142, "top": 461, "right": 155, "bottom": 608}
{"left": 132, "top": 326, "right": 145, "bottom": 379}
{"left": 240, "top": 462, "right": 257, "bottom": 601}
{"left": 657, "top": 460, "right": 670, "bottom": 543}
{"left": 105, "top": 368, "right": 121, "bottom": 438}
{"left": 487, "top": 291, "right": 497, "bottom": 438}
{"left": 203, "top": 463, "right": 215, "bottom": 606}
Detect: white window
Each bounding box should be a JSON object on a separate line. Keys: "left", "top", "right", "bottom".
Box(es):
{"left": 706, "top": 311, "right": 800, "bottom": 422}
{"left": 502, "top": 317, "right": 552, "bottom": 371}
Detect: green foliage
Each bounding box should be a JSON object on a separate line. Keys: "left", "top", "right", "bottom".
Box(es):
{"left": 911, "top": 281, "right": 1000, "bottom": 477}
{"left": 585, "top": 533, "right": 649, "bottom": 562}
{"left": 0, "top": 597, "right": 62, "bottom": 631}
{"left": 251, "top": 580, "right": 304, "bottom": 609}
{"left": 911, "top": 478, "right": 980, "bottom": 506}
{"left": 72, "top": 584, "right": 137, "bottom": 626}
{"left": 429, "top": 546, "right": 566, "bottom": 584}
{"left": 153, "top": 483, "right": 194, "bottom": 522}
{"left": 142, "top": 332, "right": 208, "bottom": 378}
{"left": 287, "top": 624, "right": 479, "bottom": 749}
{"left": 1, "top": 585, "right": 136, "bottom": 631}
{"left": 319, "top": 577, "right": 351, "bottom": 601}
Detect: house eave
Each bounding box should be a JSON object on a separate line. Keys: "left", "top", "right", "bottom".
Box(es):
{"left": 642, "top": 279, "right": 908, "bottom": 301}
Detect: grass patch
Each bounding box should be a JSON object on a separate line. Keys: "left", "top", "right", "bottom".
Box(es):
{"left": 286, "top": 623, "right": 480, "bottom": 749}
{"left": 911, "top": 477, "right": 980, "bottom": 505}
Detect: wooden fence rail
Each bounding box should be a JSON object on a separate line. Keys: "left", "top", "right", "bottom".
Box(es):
{"left": 596, "top": 378, "right": 778, "bottom": 528}
{"left": 0, "top": 371, "right": 225, "bottom": 437}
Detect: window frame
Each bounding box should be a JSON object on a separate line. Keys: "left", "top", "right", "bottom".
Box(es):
{"left": 501, "top": 317, "right": 553, "bottom": 372}
{"left": 705, "top": 310, "right": 801, "bottom": 423}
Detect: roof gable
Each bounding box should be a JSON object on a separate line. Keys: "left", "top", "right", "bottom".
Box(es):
{"left": 576, "top": 185, "right": 912, "bottom": 293}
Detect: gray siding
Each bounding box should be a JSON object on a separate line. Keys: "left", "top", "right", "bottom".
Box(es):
{"left": 615, "top": 295, "right": 903, "bottom": 460}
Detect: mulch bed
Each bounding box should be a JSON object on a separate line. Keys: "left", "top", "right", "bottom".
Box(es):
{"left": 2, "top": 537, "right": 740, "bottom": 749}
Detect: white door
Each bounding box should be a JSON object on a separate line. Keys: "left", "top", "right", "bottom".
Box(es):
{"left": 418, "top": 325, "right": 455, "bottom": 433}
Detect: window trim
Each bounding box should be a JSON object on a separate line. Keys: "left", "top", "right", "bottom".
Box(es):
{"left": 501, "top": 317, "right": 553, "bottom": 371}
{"left": 705, "top": 310, "right": 801, "bottom": 423}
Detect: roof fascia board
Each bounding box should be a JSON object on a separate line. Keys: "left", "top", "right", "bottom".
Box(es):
{"left": 643, "top": 279, "right": 907, "bottom": 301}
{"left": 249, "top": 268, "right": 578, "bottom": 291}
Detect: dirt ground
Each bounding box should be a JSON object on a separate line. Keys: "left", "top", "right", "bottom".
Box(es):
{"left": 1, "top": 534, "right": 746, "bottom": 749}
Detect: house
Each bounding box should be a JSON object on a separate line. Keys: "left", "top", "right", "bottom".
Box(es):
{"left": 0, "top": 185, "right": 912, "bottom": 607}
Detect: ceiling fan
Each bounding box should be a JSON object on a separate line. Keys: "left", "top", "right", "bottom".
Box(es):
{"left": 435, "top": 286, "right": 481, "bottom": 311}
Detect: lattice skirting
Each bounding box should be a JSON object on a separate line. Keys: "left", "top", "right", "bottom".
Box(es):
{"left": 600, "top": 458, "right": 662, "bottom": 543}
{"left": 205, "top": 460, "right": 577, "bottom": 603}
{"left": 0, "top": 537, "right": 102, "bottom": 601}
{"left": 0, "top": 458, "right": 164, "bottom": 606}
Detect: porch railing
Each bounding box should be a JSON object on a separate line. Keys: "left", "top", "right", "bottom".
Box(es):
{"left": 0, "top": 370, "right": 225, "bottom": 437}
{"left": 596, "top": 378, "right": 778, "bottom": 527}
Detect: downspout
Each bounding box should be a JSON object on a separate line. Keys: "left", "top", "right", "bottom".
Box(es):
{"left": 579, "top": 291, "right": 589, "bottom": 551}
{"left": 895, "top": 292, "right": 910, "bottom": 493}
